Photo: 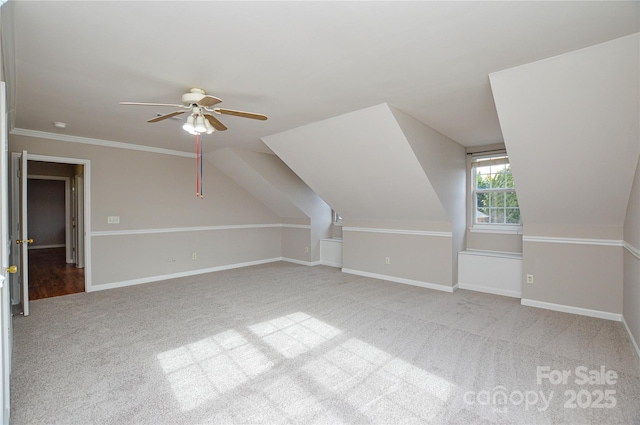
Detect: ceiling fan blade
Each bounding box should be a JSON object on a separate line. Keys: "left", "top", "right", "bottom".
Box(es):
{"left": 204, "top": 114, "right": 227, "bottom": 131}
{"left": 198, "top": 95, "right": 222, "bottom": 107}
{"left": 120, "top": 102, "right": 186, "bottom": 108}
{"left": 147, "top": 111, "right": 186, "bottom": 123}
{"left": 213, "top": 108, "right": 268, "bottom": 121}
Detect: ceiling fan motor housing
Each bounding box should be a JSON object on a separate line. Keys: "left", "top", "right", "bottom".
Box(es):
{"left": 182, "top": 88, "right": 206, "bottom": 106}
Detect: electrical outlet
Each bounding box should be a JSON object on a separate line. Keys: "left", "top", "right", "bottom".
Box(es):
{"left": 107, "top": 216, "right": 120, "bottom": 224}
{"left": 192, "top": 252, "right": 197, "bottom": 260}
{"left": 526, "top": 274, "right": 534, "bottom": 284}
{"left": 385, "top": 257, "right": 391, "bottom": 265}
{"left": 305, "top": 246, "right": 309, "bottom": 253}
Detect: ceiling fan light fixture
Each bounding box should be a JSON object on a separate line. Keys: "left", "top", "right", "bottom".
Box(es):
{"left": 194, "top": 115, "right": 207, "bottom": 133}
{"left": 204, "top": 119, "right": 215, "bottom": 134}
{"left": 183, "top": 114, "right": 196, "bottom": 133}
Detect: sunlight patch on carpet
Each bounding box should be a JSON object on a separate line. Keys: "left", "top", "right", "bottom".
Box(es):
{"left": 261, "top": 375, "right": 343, "bottom": 422}
{"left": 157, "top": 329, "right": 273, "bottom": 411}
{"left": 248, "top": 312, "right": 343, "bottom": 358}
{"left": 302, "top": 338, "right": 456, "bottom": 421}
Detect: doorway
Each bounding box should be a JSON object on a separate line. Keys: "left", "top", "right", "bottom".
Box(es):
{"left": 26, "top": 162, "right": 85, "bottom": 299}
{"left": 9, "top": 153, "right": 91, "bottom": 313}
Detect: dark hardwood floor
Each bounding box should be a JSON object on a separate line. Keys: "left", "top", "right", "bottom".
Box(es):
{"left": 28, "top": 247, "right": 85, "bottom": 300}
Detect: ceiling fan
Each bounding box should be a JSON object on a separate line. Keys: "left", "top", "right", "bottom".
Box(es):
{"left": 121, "top": 88, "right": 267, "bottom": 199}
{"left": 120, "top": 88, "right": 267, "bottom": 134}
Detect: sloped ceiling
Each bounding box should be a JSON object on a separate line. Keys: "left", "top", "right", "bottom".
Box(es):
{"left": 490, "top": 34, "right": 639, "bottom": 235}
{"left": 207, "top": 148, "right": 309, "bottom": 219}
{"left": 227, "top": 149, "right": 329, "bottom": 219}
{"left": 263, "top": 103, "right": 450, "bottom": 226}
{"left": 390, "top": 106, "right": 466, "bottom": 226}
{"left": 5, "top": 1, "right": 639, "bottom": 154}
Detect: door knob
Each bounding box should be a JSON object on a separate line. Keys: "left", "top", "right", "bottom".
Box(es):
{"left": 6, "top": 266, "right": 17, "bottom": 274}
{"left": 16, "top": 238, "right": 33, "bottom": 245}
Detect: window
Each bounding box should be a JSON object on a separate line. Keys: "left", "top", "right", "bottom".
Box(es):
{"left": 471, "top": 153, "right": 520, "bottom": 227}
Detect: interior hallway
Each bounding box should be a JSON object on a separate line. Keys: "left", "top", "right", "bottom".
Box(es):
{"left": 28, "top": 247, "right": 84, "bottom": 300}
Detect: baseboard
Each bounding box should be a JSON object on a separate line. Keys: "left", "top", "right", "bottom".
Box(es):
{"left": 521, "top": 298, "right": 622, "bottom": 322}
{"left": 458, "top": 282, "right": 522, "bottom": 299}
{"left": 87, "top": 257, "right": 282, "bottom": 292}
{"left": 281, "top": 257, "right": 321, "bottom": 266}
{"left": 341, "top": 268, "right": 456, "bottom": 293}
{"left": 622, "top": 316, "right": 640, "bottom": 362}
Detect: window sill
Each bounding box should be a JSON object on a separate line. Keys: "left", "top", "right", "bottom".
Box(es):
{"left": 469, "top": 225, "right": 522, "bottom": 235}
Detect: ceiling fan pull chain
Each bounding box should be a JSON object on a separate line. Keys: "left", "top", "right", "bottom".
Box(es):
{"left": 199, "top": 133, "right": 204, "bottom": 199}
{"left": 195, "top": 133, "right": 201, "bottom": 198}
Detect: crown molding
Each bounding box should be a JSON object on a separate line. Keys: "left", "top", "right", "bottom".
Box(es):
{"left": 10, "top": 128, "right": 195, "bottom": 158}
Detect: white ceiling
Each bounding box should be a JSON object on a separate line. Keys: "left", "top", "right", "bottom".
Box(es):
{"left": 6, "top": 1, "right": 639, "bottom": 154}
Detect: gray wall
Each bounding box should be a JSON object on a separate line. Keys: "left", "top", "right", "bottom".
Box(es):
{"left": 465, "top": 231, "right": 522, "bottom": 254}
{"left": 27, "top": 179, "right": 65, "bottom": 248}
{"left": 10, "top": 134, "right": 282, "bottom": 288}
{"left": 343, "top": 229, "right": 452, "bottom": 286}
{"left": 209, "top": 148, "right": 331, "bottom": 264}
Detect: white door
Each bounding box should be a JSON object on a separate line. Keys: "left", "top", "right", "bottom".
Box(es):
{"left": 74, "top": 176, "right": 84, "bottom": 268}
{"left": 14, "top": 151, "right": 30, "bottom": 317}
{"left": 1, "top": 81, "right": 13, "bottom": 423}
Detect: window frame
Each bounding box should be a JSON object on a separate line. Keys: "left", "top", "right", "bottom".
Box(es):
{"left": 469, "top": 152, "right": 522, "bottom": 234}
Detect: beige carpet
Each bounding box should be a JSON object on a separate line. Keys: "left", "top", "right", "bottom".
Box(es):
{"left": 10, "top": 262, "right": 640, "bottom": 424}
